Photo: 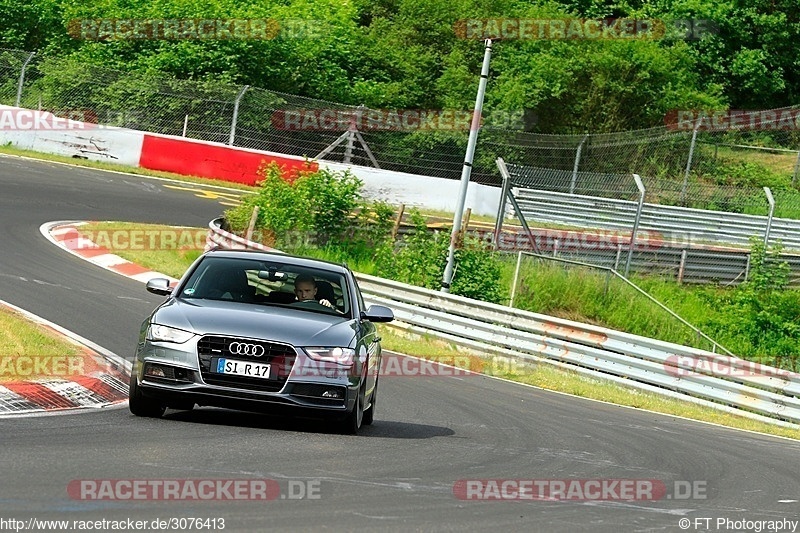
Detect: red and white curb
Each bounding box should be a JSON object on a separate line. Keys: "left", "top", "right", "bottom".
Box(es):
{"left": 0, "top": 299, "right": 132, "bottom": 417}
{"left": 0, "top": 220, "right": 177, "bottom": 416}
{"left": 41, "top": 221, "right": 179, "bottom": 284}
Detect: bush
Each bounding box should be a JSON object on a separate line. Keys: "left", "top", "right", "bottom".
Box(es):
{"left": 224, "top": 163, "right": 365, "bottom": 248}
{"left": 377, "top": 210, "right": 506, "bottom": 304}
{"left": 714, "top": 237, "right": 800, "bottom": 369}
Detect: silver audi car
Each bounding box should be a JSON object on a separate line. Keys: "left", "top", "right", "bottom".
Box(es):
{"left": 129, "top": 249, "right": 394, "bottom": 434}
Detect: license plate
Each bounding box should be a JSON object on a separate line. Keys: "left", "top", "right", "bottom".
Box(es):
{"left": 214, "top": 358, "right": 272, "bottom": 379}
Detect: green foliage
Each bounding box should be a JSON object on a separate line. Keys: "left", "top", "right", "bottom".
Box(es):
{"left": 449, "top": 235, "right": 506, "bottom": 303}
{"left": 702, "top": 237, "right": 800, "bottom": 369}
{"left": 225, "top": 163, "right": 364, "bottom": 248}
{"left": 376, "top": 210, "right": 448, "bottom": 289}
{"left": 0, "top": 0, "right": 756, "bottom": 133}
{"left": 376, "top": 210, "right": 506, "bottom": 304}
{"left": 702, "top": 159, "right": 790, "bottom": 189}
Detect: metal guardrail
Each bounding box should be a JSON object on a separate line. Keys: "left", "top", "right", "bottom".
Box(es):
{"left": 355, "top": 273, "right": 800, "bottom": 427}
{"left": 205, "top": 218, "right": 800, "bottom": 427}
{"left": 497, "top": 185, "right": 800, "bottom": 285}
{"left": 512, "top": 188, "right": 800, "bottom": 250}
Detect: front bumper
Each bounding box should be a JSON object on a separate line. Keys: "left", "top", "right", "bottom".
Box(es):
{"left": 134, "top": 335, "right": 360, "bottom": 417}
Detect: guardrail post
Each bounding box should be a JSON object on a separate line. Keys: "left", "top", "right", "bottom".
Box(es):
{"left": 763, "top": 187, "right": 775, "bottom": 247}
{"left": 680, "top": 118, "right": 701, "bottom": 205}
{"left": 625, "top": 174, "right": 645, "bottom": 277}
{"left": 15, "top": 52, "right": 35, "bottom": 107}
{"left": 228, "top": 85, "right": 249, "bottom": 146}
{"left": 569, "top": 134, "right": 588, "bottom": 194}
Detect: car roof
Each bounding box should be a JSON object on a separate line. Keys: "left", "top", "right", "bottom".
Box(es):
{"left": 203, "top": 248, "right": 350, "bottom": 275}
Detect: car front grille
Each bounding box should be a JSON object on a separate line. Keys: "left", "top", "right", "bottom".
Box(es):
{"left": 197, "top": 336, "right": 296, "bottom": 392}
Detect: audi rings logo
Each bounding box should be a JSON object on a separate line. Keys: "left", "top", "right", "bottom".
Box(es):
{"left": 228, "top": 342, "right": 265, "bottom": 357}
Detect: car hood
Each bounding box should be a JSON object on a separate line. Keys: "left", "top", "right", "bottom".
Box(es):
{"left": 152, "top": 298, "right": 358, "bottom": 347}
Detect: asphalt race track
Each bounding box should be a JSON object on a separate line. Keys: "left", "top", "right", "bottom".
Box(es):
{"left": 1, "top": 155, "right": 799, "bottom": 532}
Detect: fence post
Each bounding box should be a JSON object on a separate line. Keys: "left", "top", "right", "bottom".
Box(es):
{"left": 678, "top": 249, "right": 688, "bottom": 284}
{"left": 625, "top": 174, "right": 645, "bottom": 277}
{"left": 744, "top": 253, "right": 751, "bottom": 283}
{"left": 245, "top": 206, "right": 260, "bottom": 242}
{"left": 15, "top": 52, "right": 35, "bottom": 107}
{"left": 494, "top": 158, "right": 513, "bottom": 250}
{"left": 763, "top": 186, "right": 775, "bottom": 248}
{"left": 569, "top": 134, "right": 588, "bottom": 194}
{"left": 391, "top": 204, "right": 405, "bottom": 240}
{"left": 182, "top": 114, "right": 189, "bottom": 137}
{"left": 508, "top": 251, "right": 523, "bottom": 308}
{"left": 228, "top": 85, "right": 249, "bottom": 146}
{"left": 680, "top": 118, "right": 701, "bottom": 205}
{"left": 793, "top": 150, "right": 800, "bottom": 188}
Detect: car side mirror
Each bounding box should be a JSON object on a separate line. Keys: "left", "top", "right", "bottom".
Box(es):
{"left": 361, "top": 305, "right": 394, "bottom": 323}
{"left": 146, "top": 278, "right": 173, "bottom": 296}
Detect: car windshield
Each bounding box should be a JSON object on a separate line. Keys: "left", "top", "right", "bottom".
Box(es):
{"left": 178, "top": 256, "right": 351, "bottom": 316}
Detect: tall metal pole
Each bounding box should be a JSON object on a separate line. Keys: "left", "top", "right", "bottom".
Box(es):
{"left": 441, "top": 39, "right": 492, "bottom": 293}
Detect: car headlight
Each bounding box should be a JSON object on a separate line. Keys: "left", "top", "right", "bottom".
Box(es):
{"left": 303, "top": 347, "right": 356, "bottom": 365}
{"left": 147, "top": 324, "right": 195, "bottom": 344}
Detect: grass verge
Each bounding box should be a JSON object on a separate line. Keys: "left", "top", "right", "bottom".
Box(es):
{"left": 0, "top": 305, "right": 83, "bottom": 383}
{"left": 74, "top": 221, "right": 800, "bottom": 439}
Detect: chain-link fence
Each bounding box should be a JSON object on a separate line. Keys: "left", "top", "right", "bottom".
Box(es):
{"left": 1, "top": 47, "right": 799, "bottom": 196}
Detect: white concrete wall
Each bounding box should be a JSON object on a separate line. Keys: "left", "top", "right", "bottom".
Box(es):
{"left": 0, "top": 106, "right": 145, "bottom": 166}
{"left": 320, "top": 161, "right": 501, "bottom": 217}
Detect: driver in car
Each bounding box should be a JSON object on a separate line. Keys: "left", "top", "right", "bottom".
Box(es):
{"left": 292, "top": 274, "right": 337, "bottom": 310}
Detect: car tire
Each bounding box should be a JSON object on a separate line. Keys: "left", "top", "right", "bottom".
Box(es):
{"left": 129, "top": 374, "right": 166, "bottom": 418}
{"left": 341, "top": 385, "right": 364, "bottom": 435}
{"left": 363, "top": 378, "right": 377, "bottom": 426}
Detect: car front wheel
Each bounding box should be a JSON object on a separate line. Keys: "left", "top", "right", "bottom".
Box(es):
{"left": 363, "top": 378, "right": 377, "bottom": 426}
{"left": 129, "top": 374, "right": 166, "bottom": 418}
{"left": 340, "top": 385, "right": 364, "bottom": 434}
